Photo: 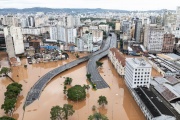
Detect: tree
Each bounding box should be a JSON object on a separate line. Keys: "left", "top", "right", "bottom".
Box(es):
{"left": 0, "top": 67, "right": 11, "bottom": 75}
{"left": 64, "top": 77, "right": 73, "bottom": 85}
{"left": 0, "top": 67, "right": 15, "bottom": 82}
{"left": 50, "top": 104, "right": 75, "bottom": 120}
{"left": 1, "top": 83, "right": 22, "bottom": 116}
{"left": 98, "top": 96, "right": 108, "bottom": 106}
{"left": 0, "top": 116, "right": 15, "bottom": 120}
{"left": 63, "top": 86, "right": 67, "bottom": 94}
{"left": 86, "top": 74, "right": 91, "bottom": 80}
{"left": 63, "top": 104, "right": 75, "bottom": 120}
{"left": 96, "top": 61, "right": 103, "bottom": 67}
{"left": 67, "top": 85, "right": 86, "bottom": 101}
{"left": 50, "top": 106, "right": 64, "bottom": 120}
{"left": 1, "top": 98, "right": 16, "bottom": 116}
{"left": 7, "top": 82, "right": 22, "bottom": 96}
{"left": 88, "top": 112, "right": 108, "bottom": 120}
{"left": 83, "top": 84, "right": 90, "bottom": 92}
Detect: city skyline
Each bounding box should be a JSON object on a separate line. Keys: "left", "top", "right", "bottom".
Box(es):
{"left": 0, "top": 0, "right": 179, "bottom": 11}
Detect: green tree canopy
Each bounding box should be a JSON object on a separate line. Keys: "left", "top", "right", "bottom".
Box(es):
{"left": 0, "top": 67, "right": 11, "bottom": 75}
{"left": 67, "top": 85, "right": 86, "bottom": 101}
{"left": 63, "top": 104, "right": 75, "bottom": 120}
{"left": 1, "top": 98, "right": 16, "bottom": 115}
{"left": 96, "top": 61, "right": 103, "bottom": 67}
{"left": 88, "top": 112, "right": 108, "bottom": 120}
{"left": 64, "top": 77, "right": 73, "bottom": 85}
{"left": 50, "top": 104, "right": 75, "bottom": 120}
{"left": 50, "top": 106, "right": 64, "bottom": 120}
{"left": 0, "top": 116, "right": 15, "bottom": 120}
{"left": 98, "top": 96, "right": 108, "bottom": 106}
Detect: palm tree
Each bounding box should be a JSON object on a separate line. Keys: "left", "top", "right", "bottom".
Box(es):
{"left": 98, "top": 96, "right": 108, "bottom": 106}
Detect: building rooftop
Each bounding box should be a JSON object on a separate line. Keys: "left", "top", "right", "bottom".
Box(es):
{"left": 134, "top": 87, "right": 175, "bottom": 117}
{"left": 110, "top": 48, "right": 125, "bottom": 67}
{"left": 126, "top": 58, "right": 152, "bottom": 68}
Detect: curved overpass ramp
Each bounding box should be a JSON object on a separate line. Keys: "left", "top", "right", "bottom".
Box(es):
{"left": 24, "top": 34, "right": 114, "bottom": 108}
{"left": 87, "top": 33, "right": 117, "bottom": 89}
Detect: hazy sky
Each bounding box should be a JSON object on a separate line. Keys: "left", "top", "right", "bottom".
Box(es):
{"left": 0, "top": 0, "right": 179, "bottom": 10}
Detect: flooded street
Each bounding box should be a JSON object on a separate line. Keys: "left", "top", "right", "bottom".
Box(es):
{"left": 23, "top": 57, "right": 145, "bottom": 120}
{"left": 0, "top": 51, "right": 146, "bottom": 120}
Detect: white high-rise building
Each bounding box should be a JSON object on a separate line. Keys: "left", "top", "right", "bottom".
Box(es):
{"left": 50, "top": 26, "right": 58, "bottom": 40}
{"left": 63, "top": 16, "right": 74, "bottom": 28}
{"left": 176, "top": 6, "right": 180, "bottom": 27}
{"left": 99, "top": 24, "right": 109, "bottom": 33}
{"left": 28, "top": 16, "right": 35, "bottom": 27}
{"left": 144, "top": 24, "right": 164, "bottom": 53}
{"left": 4, "top": 26, "right": 24, "bottom": 55}
{"left": 21, "top": 18, "right": 28, "bottom": 27}
{"left": 125, "top": 58, "right": 152, "bottom": 89}
{"left": 4, "top": 15, "right": 18, "bottom": 27}
{"left": 76, "top": 38, "right": 84, "bottom": 51}
{"left": 57, "top": 26, "right": 66, "bottom": 42}
{"left": 73, "top": 17, "right": 81, "bottom": 27}
{"left": 67, "top": 28, "right": 77, "bottom": 43}
{"left": 83, "top": 33, "right": 93, "bottom": 52}
{"left": 90, "top": 29, "right": 103, "bottom": 43}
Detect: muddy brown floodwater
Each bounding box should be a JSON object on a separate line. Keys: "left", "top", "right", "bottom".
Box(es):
{"left": 0, "top": 51, "right": 146, "bottom": 120}
{"left": 22, "top": 57, "right": 145, "bottom": 120}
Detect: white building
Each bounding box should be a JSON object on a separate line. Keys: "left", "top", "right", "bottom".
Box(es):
{"left": 4, "top": 26, "right": 24, "bottom": 55}
{"left": 22, "top": 27, "right": 41, "bottom": 35}
{"left": 108, "top": 48, "right": 125, "bottom": 76}
{"left": 144, "top": 25, "right": 164, "bottom": 53}
{"left": 176, "top": 6, "right": 180, "bottom": 27}
{"left": 89, "top": 26, "right": 98, "bottom": 30}
{"left": 76, "top": 38, "right": 84, "bottom": 52}
{"left": 83, "top": 33, "right": 93, "bottom": 52}
{"left": 63, "top": 16, "right": 74, "bottom": 28}
{"left": 90, "top": 29, "right": 103, "bottom": 43}
{"left": 21, "top": 17, "right": 28, "bottom": 27}
{"left": 73, "top": 16, "right": 81, "bottom": 27}
{"left": 99, "top": 24, "right": 109, "bottom": 33}
{"left": 172, "top": 28, "right": 180, "bottom": 38}
{"left": 125, "top": 58, "right": 152, "bottom": 88}
{"left": 67, "top": 28, "right": 77, "bottom": 43}
{"left": 50, "top": 26, "right": 58, "bottom": 40}
{"left": 4, "top": 15, "right": 18, "bottom": 27}
{"left": 57, "top": 26, "right": 66, "bottom": 42}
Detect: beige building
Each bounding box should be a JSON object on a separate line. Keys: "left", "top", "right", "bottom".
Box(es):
{"left": 108, "top": 48, "right": 125, "bottom": 76}
{"left": 89, "top": 29, "right": 103, "bottom": 43}
{"left": 99, "top": 24, "right": 109, "bottom": 32}
{"left": 115, "top": 22, "right": 121, "bottom": 31}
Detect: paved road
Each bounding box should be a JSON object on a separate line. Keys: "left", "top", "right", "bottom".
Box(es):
{"left": 87, "top": 33, "right": 117, "bottom": 89}
{"left": 24, "top": 34, "right": 114, "bottom": 108}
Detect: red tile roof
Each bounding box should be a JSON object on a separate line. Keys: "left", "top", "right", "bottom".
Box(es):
{"left": 110, "top": 48, "right": 126, "bottom": 67}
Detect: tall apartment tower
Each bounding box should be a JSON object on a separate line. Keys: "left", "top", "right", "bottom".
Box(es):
{"left": 144, "top": 25, "right": 164, "bottom": 53}
{"left": 162, "top": 34, "right": 175, "bottom": 53}
{"left": 176, "top": 6, "right": 180, "bottom": 27}
{"left": 4, "top": 26, "right": 24, "bottom": 56}
{"left": 134, "top": 19, "right": 142, "bottom": 42}
{"left": 125, "top": 58, "right": 152, "bottom": 89}
{"left": 28, "top": 16, "right": 35, "bottom": 27}
{"left": 50, "top": 26, "right": 58, "bottom": 40}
